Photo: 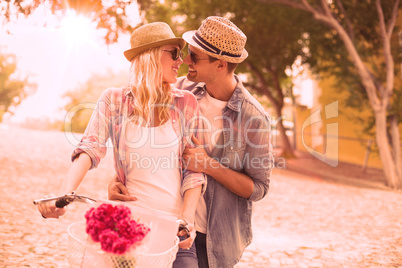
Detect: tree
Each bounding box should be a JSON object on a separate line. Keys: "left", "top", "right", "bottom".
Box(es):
{"left": 1, "top": 1, "right": 135, "bottom": 124}
{"left": 137, "top": 0, "right": 318, "bottom": 158}
{"left": 0, "top": 51, "right": 36, "bottom": 122}
{"left": 1, "top": 0, "right": 134, "bottom": 45}
{"left": 259, "top": 0, "right": 402, "bottom": 189}
{"left": 63, "top": 70, "right": 128, "bottom": 133}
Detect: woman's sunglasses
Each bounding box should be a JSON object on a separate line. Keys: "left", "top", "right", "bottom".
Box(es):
{"left": 163, "top": 48, "right": 184, "bottom": 61}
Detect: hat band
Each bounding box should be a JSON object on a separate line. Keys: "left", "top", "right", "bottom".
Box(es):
{"left": 192, "top": 32, "right": 241, "bottom": 58}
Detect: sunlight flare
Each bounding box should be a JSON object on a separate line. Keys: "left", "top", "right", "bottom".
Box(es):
{"left": 60, "top": 10, "right": 93, "bottom": 48}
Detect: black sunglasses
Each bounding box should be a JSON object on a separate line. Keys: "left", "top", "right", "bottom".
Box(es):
{"left": 188, "top": 48, "right": 210, "bottom": 65}
{"left": 163, "top": 48, "right": 183, "bottom": 61}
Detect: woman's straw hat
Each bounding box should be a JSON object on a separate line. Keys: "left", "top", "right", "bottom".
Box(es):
{"left": 124, "top": 22, "right": 186, "bottom": 62}
{"left": 182, "top": 16, "right": 248, "bottom": 63}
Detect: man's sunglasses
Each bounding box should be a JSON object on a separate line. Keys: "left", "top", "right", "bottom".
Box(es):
{"left": 163, "top": 48, "right": 184, "bottom": 61}
{"left": 188, "top": 48, "right": 211, "bottom": 65}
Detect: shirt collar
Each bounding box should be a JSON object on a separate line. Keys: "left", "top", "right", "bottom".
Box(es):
{"left": 192, "top": 75, "right": 245, "bottom": 112}
{"left": 226, "top": 75, "right": 245, "bottom": 112}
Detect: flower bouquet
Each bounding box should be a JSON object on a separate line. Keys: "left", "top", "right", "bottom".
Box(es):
{"left": 67, "top": 202, "right": 180, "bottom": 268}
{"left": 84, "top": 203, "right": 150, "bottom": 267}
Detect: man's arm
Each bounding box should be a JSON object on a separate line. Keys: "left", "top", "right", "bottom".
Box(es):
{"left": 183, "top": 109, "right": 272, "bottom": 202}
{"left": 205, "top": 157, "right": 254, "bottom": 198}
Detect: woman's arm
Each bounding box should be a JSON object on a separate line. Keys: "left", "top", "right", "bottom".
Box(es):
{"left": 38, "top": 89, "right": 118, "bottom": 219}
{"left": 179, "top": 90, "right": 207, "bottom": 195}
{"left": 180, "top": 186, "right": 202, "bottom": 224}
{"left": 57, "top": 153, "right": 92, "bottom": 195}
{"left": 177, "top": 185, "right": 202, "bottom": 249}
{"left": 37, "top": 153, "right": 92, "bottom": 219}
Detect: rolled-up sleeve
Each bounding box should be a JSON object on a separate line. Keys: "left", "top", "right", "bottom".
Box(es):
{"left": 71, "top": 89, "right": 112, "bottom": 169}
{"left": 181, "top": 171, "right": 207, "bottom": 196}
{"left": 244, "top": 113, "right": 272, "bottom": 202}
{"left": 179, "top": 90, "right": 207, "bottom": 196}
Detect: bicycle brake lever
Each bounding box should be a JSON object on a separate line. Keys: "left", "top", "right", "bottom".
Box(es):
{"left": 70, "top": 194, "right": 97, "bottom": 205}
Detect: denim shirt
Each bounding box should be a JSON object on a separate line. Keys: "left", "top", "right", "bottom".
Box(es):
{"left": 176, "top": 76, "right": 272, "bottom": 267}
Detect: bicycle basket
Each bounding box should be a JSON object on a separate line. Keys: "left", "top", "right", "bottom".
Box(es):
{"left": 67, "top": 222, "right": 179, "bottom": 268}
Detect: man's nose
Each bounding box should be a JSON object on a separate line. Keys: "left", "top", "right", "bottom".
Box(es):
{"left": 183, "top": 54, "right": 192, "bottom": 65}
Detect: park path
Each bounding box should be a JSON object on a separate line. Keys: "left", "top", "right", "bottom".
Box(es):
{"left": 0, "top": 125, "right": 401, "bottom": 267}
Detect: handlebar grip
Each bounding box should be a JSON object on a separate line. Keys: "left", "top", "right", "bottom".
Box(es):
{"left": 55, "top": 197, "right": 70, "bottom": 208}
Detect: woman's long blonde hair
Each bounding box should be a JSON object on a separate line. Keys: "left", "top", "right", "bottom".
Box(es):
{"left": 128, "top": 47, "right": 173, "bottom": 126}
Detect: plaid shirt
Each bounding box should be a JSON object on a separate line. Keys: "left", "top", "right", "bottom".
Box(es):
{"left": 72, "top": 87, "right": 206, "bottom": 196}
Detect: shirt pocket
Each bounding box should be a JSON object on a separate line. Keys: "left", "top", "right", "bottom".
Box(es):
{"left": 222, "top": 140, "right": 247, "bottom": 171}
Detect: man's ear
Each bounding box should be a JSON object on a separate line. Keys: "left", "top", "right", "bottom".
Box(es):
{"left": 217, "top": 60, "right": 227, "bottom": 71}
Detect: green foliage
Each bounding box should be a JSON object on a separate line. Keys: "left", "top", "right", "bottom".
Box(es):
{"left": 62, "top": 70, "right": 128, "bottom": 133}
{"left": 305, "top": 1, "right": 392, "bottom": 82}
{"left": 0, "top": 50, "right": 36, "bottom": 122}
{"left": 1, "top": 0, "right": 134, "bottom": 45}
{"left": 302, "top": 0, "right": 402, "bottom": 128}
{"left": 135, "top": 0, "right": 318, "bottom": 156}
{"left": 137, "top": 0, "right": 315, "bottom": 101}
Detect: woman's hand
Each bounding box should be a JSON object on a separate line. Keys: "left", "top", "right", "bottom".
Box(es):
{"left": 37, "top": 194, "right": 66, "bottom": 219}
{"left": 177, "top": 221, "right": 196, "bottom": 250}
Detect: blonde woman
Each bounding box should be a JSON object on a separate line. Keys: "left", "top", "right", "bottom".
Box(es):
{"left": 37, "top": 22, "right": 205, "bottom": 267}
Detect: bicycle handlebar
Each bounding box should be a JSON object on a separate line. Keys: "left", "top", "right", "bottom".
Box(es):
{"left": 33, "top": 192, "right": 97, "bottom": 208}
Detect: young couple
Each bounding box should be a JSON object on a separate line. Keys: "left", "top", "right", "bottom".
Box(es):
{"left": 37, "top": 16, "right": 272, "bottom": 268}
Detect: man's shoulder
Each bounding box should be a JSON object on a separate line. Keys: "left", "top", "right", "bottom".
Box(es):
{"left": 237, "top": 86, "right": 268, "bottom": 118}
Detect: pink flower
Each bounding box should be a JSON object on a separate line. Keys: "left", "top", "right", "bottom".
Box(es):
{"left": 115, "top": 218, "right": 136, "bottom": 238}
{"left": 134, "top": 224, "right": 151, "bottom": 237}
{"left": 85, "top": 203, "right": 150, "bottom": 255}
{"left": 111, "top": 205, "right": 132, "bottom": 222}
{"left": 99, "top": 229, "right": 120, "bottom": 253}
{"left": 86, "top": 219, "right": 107, "bottom": 242}
{"left": 112, "top": 237, "right": 133, "bottom": 254}
{"left": 92, "top": 204, "right": 116, "bottom": 228}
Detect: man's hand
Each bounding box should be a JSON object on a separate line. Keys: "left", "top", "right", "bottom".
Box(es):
{"left": 108, "top": 176, "right": 137, "bottom": 201}
{"left": 182, "top": 135, "right": 212, "bottom": 173}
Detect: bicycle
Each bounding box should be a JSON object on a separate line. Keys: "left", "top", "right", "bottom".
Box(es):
{"left": 34, "top": 192, "right": 182, "bottom": 268}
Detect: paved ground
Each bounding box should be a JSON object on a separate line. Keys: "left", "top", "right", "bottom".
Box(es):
{"left": 0, "top": 125, "right": 401, "bottom": 267}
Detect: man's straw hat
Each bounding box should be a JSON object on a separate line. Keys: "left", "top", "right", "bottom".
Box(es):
{"left": 182, "top": 16, "right": 248, "bottom": 63}
{"left": 124, "top": 22, "right": 186, "bottom": 62}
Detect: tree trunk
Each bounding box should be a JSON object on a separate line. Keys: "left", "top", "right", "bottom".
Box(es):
{"left": 260, "top": 0, "right": 402, "bottom": 189}
{"left": 275, "top": 105, "right": 295, "bottom": 158}
{"left": 374, "top": 109, "right": 401, "bottom": 189}
{"left": 390, "top": 115, "right": 402, "bottom": 180}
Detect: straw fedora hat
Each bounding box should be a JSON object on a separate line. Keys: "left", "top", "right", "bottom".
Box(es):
{"left": 182, "top": 16, "right": 248, "bottom": 63}
{"left": 124, "top": 22, "right": 186, "bottom": 62}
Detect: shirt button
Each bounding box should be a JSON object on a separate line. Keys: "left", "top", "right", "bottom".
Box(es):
{"left": 173, "top": 120, "right": 176, "bottom": 123}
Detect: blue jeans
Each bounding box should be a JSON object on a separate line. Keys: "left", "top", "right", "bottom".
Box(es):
{"left": 172, "top": 235, "right": 198, "bottom": 268}
{"left": 195, "top": 232, "right": 209, "bottom": 268}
